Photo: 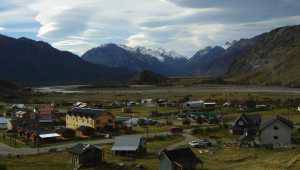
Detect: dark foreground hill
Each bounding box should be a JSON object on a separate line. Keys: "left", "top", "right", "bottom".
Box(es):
{"left": 0, "top": 35, "right": 133, "bottom": 85}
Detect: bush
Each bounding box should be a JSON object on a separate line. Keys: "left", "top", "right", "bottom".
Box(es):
{"left": 182, "top": 118, "right": 191, "bottom": 126}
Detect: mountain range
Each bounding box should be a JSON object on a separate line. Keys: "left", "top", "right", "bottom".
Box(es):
{"left": 1, "top": 25, "right": 300, "bottom": 86}
{"left": 82, "top": 44, "right": 190, "bottom": 75}
{"left": 0, "top": 35, "right": 133, "bottom": 85}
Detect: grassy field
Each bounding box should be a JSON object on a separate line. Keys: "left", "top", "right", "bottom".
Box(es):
{"left": 199, "top": 147, "right": 300, "bottom": 170}
{"left": 2, "top": 141, "right": 300, "bottom": 170}
{"left": 30, "top": 85, "right": 300, "bottom": 104}
{"left": 0, "top": 135, "right": 184, "bottom": 170}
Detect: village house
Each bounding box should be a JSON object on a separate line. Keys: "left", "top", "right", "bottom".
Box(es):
{"left": 37, "top": 104, "right": 56, "bottom": 123}
{"left": 66, "top": 107, "right": 115, "bottom": 131}
{"left": 182, "top": 100, "right": 205, "bottom": 112}
{"left": 22, "top": 128, "right": 60, "bottom": 144}
{"left": 259, "top": 115, "right": 293, "bottom": 148}
{"left": 73, "top": 101, "right": 88, "bottom": 108}
{"left": 0, "top": 117, "right": 8, "bottom": 129}
{"left": 11, "top": 104, "right": 25, "bottom": 110}
{"left": 159, "top": 147, "right": 203, "bottom": 170}
{"left": 141, "top": 98, "right": 155, "bottom": 107}
{"left": 69, "top": 143, "right": 103, "bottom": 170}
{"left": 232, "top": 113, "right": 261, "bottom": 140}
{"left": 13, "top": 110, "right": 28, "bottom": 119}
{"left": 204, "top": 102, "right": 217, "bottom": 110}
{"left": 112, "top": 135, "right": 146, "bottom": 156}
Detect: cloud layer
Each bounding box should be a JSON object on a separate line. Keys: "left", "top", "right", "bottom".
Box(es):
{"left": 0, "top": 0, "right": 300, "bottom": 56}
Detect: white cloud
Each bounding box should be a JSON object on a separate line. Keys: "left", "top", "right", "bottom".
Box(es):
{"left": 1, "top": 0, "right": 300, "bottom": 57}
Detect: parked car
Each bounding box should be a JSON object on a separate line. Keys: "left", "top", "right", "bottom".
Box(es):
{"left": 189, "top": 139, "right": 212, "bottom": 148}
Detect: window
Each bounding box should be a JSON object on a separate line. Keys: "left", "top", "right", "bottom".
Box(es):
{"left": 273, "top": 126, "right": 279, "bottom": 130}
{"left": 273, "top": 136, "right": 278, "bottom": 140}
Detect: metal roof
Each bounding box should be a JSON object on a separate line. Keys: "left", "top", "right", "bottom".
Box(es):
{"left": 260, "top": 115, "right": 293, "bottom": 130}
{"left": 112, "top": 135, "right": 143, "bottom": 151}
{"left": 161, "top": 148, "right": 202, "bottom": 166}
{"left": 67, "top": 107, "right": 108, "bottom": 118}
{"left": 39, "top": 133, "right": 60, "bottom": 139}
{"left": 69, "top": 143, "right": 102, "bottom": 155}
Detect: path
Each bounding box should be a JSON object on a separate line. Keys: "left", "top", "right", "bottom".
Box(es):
{"left": 167, "top": 133, "right": 196, "bottom": 150}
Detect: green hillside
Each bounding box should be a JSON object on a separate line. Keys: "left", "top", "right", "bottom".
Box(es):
{"left": 227, "top": 25, "right": 300, "bottom": 87}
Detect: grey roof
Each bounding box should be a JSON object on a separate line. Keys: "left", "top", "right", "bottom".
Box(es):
{"left": 260, "top": 115, "right": 293, "bottom": 130}
{"left": 69, "top": 143, "right": 102, "bottom": 155}
{"left": 234, "top": 113, "right": 261, "bottom": 127}
{"left": 67, "top": 107, "right": 108, "bottom": 118}
{"left": 161, "top": 148, "right": 202, "bottom": 166}
{"left": 112, "top": 135, "right": 143, "bottom": 151}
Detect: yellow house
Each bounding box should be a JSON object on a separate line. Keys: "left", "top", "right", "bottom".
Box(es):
{"left": 66, "top": 108, "right": 115, "bottom": 130}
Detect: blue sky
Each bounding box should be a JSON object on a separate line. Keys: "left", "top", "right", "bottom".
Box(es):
{"left": 0, "top": 0, "right": 300, "bottom": 57}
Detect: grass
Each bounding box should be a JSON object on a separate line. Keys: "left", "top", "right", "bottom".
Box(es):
{"left": 2, "top": 136, "right": 300, "bottom": 170}
{"left": 0, "top": 152, "right": 72, "bottom": 170}
{"left": 0, "top": 135, "right": 184, "bottom": 170}
{"left": 101, "top": 135, "right": 185, "bottom": 170}
{"left": 198, "top": 147, "right": 300, "bottom": 170}
{"left": 108, "top": 105, "right": 178, "bottom": 118}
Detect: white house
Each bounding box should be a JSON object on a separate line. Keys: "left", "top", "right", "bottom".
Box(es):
{"left": 0, "top": 117, "right": 8, "bottom": 129}
{"left": 141, "top": 99, "right": 155, "bottom": 107}
{"left": 182, "top": 100, "right": 205, "bottom": 111}
{"left": 13, "top": 110, "right": 27, "bottom": 118}
{"left": 11, "top": 104, "right": 25, "bottom": 110}
{"left": 204, "top": 102, "right": 217, "bottom": 109}
{"left": 260, "top": 116, "right": 293, "bottom": 148}
{"left": 73, "top": 101, "right": 87, "bottom": 108}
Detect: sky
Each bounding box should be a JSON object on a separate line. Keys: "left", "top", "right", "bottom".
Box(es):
{"left": 0, "top": 0, "right": 300, "bottom": 57}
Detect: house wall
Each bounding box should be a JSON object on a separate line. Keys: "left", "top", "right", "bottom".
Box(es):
{"left": 94, "top": 113, "right": 115, "bottom": 129}
{"left": 66, "top": 113, "right": 115, "bottom": 130}
{"left": 159, "top": 154, "right": 173, "bottom": 170}
{"left": 66, "top": 115, "right": 95, "bottom": 129}
{"left": 260, "top": 121, "right": 292, "bottom": 147}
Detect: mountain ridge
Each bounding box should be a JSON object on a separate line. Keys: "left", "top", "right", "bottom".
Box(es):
{"left": 0, "top": 35, "right": 133, "bottom": 85}
{"left": 82, "top": 44, "right": 190, "bottom": 75}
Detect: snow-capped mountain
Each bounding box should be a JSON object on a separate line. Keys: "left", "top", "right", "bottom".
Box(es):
{"left": 121, "top": 45, "right": 185, "bottom": 62}
{"left": 82, "top": 43, "right": 189, "bottom": 75}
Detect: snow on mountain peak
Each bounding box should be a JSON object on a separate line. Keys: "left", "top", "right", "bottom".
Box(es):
{"left": 118, "top": 44, "right": 186, "bottom": 62}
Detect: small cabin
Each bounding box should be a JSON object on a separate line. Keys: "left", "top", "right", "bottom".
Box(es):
{"left": 112, "top": 135, "right": 146, "bottom": 156}
{"left": 232, "top": 113, "right": 261, "bottom": 138}
{"left": 69, "top": 143, "right": 103, "bottom": 170}
{"left": 182, "top": 100, "right": 205, "bottom": 112}
{"left": 159, "top": 148, "right": 203, "bottom": 170}
{"left": 0, "top": 117, "right": 8, "bottom": 129}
